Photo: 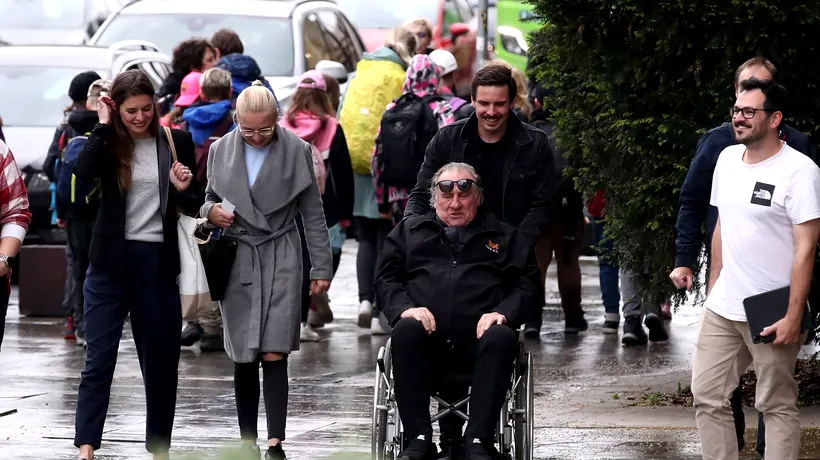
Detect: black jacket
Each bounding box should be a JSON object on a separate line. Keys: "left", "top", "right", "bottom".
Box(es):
{"left": 376, "top": 211, "right": 539, "bottom": 340}
{"left": 404, "top": 112, "right": 556, "bottom": 247}
{"left": 675, "top": 122, "right": 816, "bottom": 269}
{"left": 74, "top": 123, "right": 201, "bottom": 277}
{"left": 322, "top": 125, "right": 355, "bottom": 227}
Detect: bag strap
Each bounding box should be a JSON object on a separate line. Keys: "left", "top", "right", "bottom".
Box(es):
{"left": 164, "top": 126, "right": 178, "bottom": 162}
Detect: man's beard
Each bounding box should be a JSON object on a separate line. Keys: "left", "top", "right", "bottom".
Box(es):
{"left": 735, "top": 124, "right": 766, "bottom": 146}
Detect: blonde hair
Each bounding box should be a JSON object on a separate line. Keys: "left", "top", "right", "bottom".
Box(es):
{"left": 487, "top": 59, "right": 532, "bottom": 119}
{"left": 235, "top": 80, "right": 279, "bottom": 122}
{"left": 406, "top": 18, "right": 433, "bottom": 36}
{"left": 384, "top": 27, "right": 417, "bottom": 65}
{"left": 200, "top": 67, "right": 232, "bottom": 101}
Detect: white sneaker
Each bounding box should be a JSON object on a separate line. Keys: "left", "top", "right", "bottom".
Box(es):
{"left": 371, "top": 317, "right": 389, "bottom": 336}
{"left": 358, "top": 300, "right": 373, "bottom": 328}
{"left": 300, "top": 323, "right": 321, "bottom": 342}
{"left": 307, "top": 309, "right": 325, "bottom": 328}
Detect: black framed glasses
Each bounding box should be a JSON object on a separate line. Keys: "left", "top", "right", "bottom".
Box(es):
{"left": 730, "top": 106, "right": 774, "bottom": 119}
{"left": 435, "top": 179, "right": 480, "bottom": 193}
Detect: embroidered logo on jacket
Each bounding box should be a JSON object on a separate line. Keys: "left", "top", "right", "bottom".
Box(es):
{"left": 486, "top": 240, "right": 500, "bottom": 254}
{"left": 750, "top": 182, "right": 775, "bottom": 207}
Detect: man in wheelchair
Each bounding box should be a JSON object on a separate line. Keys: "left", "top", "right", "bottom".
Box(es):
{"left": 375, "top": 162, "right": 539, "bottom": 460}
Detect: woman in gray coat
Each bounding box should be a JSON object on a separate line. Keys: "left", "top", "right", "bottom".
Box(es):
{"left": 200, "top": 81, "right": 332, "bottom": 460}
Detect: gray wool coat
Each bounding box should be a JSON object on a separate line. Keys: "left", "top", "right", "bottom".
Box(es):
{"left": 200, "top": 125, "right": 333, "bottom": 363}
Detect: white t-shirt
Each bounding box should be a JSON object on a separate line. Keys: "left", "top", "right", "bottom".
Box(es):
{"left": 705, "top": 142, "right": 820, "bottom": 321}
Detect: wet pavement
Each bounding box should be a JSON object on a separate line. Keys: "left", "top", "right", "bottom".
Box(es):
{"left": 3, "top": 242, "right": 820, "bottom": 459}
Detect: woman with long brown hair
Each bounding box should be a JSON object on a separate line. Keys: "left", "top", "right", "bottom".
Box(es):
{"left": 73, "top": 69, "right": 200, "bottom": 460}
{"left": 279, "top": 70, "right": 354, "bottom": 339}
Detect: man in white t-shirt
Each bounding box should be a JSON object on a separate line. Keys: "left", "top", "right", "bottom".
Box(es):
{"left": 690, "top": 77, "right": 820, "bottom": 460}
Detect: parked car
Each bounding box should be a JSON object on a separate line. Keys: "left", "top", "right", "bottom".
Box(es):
{"left": 494, "top": 0, "right": 536, "bottom": 72}
{"left": 87, "top": 0, "right": 365, "bottom": 106}
{"left": 0, "top": 43, "right": 170, "bottom": 244}
{"left": 0, "top": 0, "right": 130, "bottom": 45}
{"left": 337, "top": 0, "right": 477, "bottom": 97}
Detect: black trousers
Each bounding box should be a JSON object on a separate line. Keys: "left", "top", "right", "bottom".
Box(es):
{"left": 355, "top": 217, "right": 392, "bottom": 305}
{"left": 67, "top": 218, "right": 93, "bottom": 336}
{"left": 0, "top": 275, "right": 11, "bottom": 351}
{"left": 391, "top": 319, "right": 518, "bottom": 441}
{"left": 74, "top": 241, "right": 182, "bottom": 453}
{"left": 234, "top": 357, "right": 289, "bottom": 442}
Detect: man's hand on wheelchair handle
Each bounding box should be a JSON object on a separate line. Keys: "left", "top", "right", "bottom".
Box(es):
{"left": 477, "top": 312, "right": 507, "bottom": 339}
{"left": 400, "top": 307, "right": 437, "bottom": 334}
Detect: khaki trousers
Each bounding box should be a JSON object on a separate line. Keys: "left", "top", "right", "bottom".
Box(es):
{"left": 691, "top": 308, "right": 801, "bottom": 460}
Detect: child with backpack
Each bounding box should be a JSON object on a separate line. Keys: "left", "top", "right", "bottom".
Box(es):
{"left": 160, "top": 71, "right": 202, "bottom": 129}
{"left": 371, "top": 54, "right": 455, "bottom": 227}
{"left": 279, "top": 70, "right": 355, "bottom": 341}
{"left": 54, "top": 78, "right": 111, "bottom": 347}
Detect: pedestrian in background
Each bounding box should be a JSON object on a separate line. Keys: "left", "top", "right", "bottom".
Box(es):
{"left": 202, "top": 81, "right": 332, "bottom": 460}
{"left": 73, "top": 69, "right": 199, "bottom": 460}
{"left": 0, "top": 139, "right": 31, "bottom": 352}
{"left": 280, "top": 70, "right": 354, "bottom": 339}
{"left": 406, "top": 18, "right": 435, "bottom": 54}
{"left": 160, "top": 71, "right": 202, "bottom": 128}
{"left": 157, "top": 39, "right": 217, "bottom": 115}
{"left": 41, "top": 70, "right": 100, "bottom": 342}
{"left": 430, "top": 49, "right": 475, "bottom": 121}
{"left": 338, "top": 27, "right": 416, "bottom": 334}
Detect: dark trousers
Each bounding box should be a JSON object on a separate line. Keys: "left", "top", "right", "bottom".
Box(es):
{"left": 74, "top": 241, "right": 182, "bottom": 453}
{"left": 391, "top": 319, "right": 517, "bottom": 441}
{"left": 67, "top": 218, "right": 93, "bottom": 336}
{"left": 0, "top": 276, "right": 11, "bottom": 351}
{"left": 296, "top": 217, "right": 343, "bottom": 323}
{"left": 234, "top": 357, "right": 289, "bottom": 441}
{"left": 355, "top": 217, "right": 392, "bottom": 316}
{"left": 532, "top": 219, "right": 584, "bottom": 327}
{"left": 591, "top": 218, "right": 620, "bottom": 314}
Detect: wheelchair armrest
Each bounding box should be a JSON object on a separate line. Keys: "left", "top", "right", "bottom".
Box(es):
{"left": 377, "top": 346, "right": 386, "bottom": 374}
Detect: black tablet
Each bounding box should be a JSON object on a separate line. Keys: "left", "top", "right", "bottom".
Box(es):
{"left": 742, "top": 286, "right": 812, "bottom": 344}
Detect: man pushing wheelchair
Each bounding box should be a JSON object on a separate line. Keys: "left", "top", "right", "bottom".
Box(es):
{"left": 375, "top": 162, "right": 539, "bottom": 460}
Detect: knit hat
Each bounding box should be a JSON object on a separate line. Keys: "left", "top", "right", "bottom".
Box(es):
{"left": 69, "top": 71, "right": 102, "bottom": 102}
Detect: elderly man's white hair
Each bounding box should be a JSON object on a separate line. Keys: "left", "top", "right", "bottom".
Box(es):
{"left": 428, "top": 162, "right": 483, "bottom": 208}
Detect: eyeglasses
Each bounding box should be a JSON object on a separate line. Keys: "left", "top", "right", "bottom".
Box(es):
{"left": 415, "top": 31, "right": 428, "bottom": 38}
{"left": 730, "top": 106, "right": 774, "bottom": 119}
{"left": 238, "top": 125, "right": 275, "bottom": 137}
{"left": 435, "top": 179, "right": 480, "bottom": 193}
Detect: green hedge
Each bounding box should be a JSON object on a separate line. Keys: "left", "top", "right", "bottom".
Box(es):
{"left": 527, "top": 1, "right": 820, "bottom": 306}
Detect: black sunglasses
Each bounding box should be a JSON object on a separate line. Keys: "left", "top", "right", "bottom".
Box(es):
{"left": 435, "top": 179, "right": 480, "bottom": 193}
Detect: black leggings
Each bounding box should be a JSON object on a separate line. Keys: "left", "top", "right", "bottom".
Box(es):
{"left": 355, "top": 217, "right": 392, "bottom": 307}
{"left": 234, "top": 357, "right": 289, "bottom": 441}
{"left": 0, "top": 276, "right": 10, "bottom": 351}
{"left": 297, "top": 217, "right": 342, "bottom": 324}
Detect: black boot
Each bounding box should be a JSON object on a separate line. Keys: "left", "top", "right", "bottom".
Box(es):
{"left": 180, "top": 321, "right": 203, "bottom": 346}
{"left": 644, "top": 313, "right": 669, "bottom": 342}
{"left": 398, "top": 435, "right": 436, "bottom": 460}
{"left": 264, "top": 443, "right": 287, "bottom": 460}
{"left": 621, "top": 316, "right": 648, "bottom": 346}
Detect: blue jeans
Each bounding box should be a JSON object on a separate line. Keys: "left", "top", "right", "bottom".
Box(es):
{"left": 592, "top": 219, "right": 620, "bottom": 315}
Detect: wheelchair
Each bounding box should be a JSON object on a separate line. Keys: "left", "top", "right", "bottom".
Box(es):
{"left": 371, "top": 332, "right": 534, "bottom": 460}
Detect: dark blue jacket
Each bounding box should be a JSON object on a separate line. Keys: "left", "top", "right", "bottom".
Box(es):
{"left": 216, "top": 54, "right": 279, "bottom": 109}
{"left": 674, "top": 122, "right": 817, "bottom": 269}
{"left": 181, "top": 100, "right": 234, "bottom": 146}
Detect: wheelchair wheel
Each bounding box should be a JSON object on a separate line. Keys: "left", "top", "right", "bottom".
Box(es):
{"left": 513, "top": 350, "right": 534, "bottom": 460}
{"left": 372, "top": 340, "right": 392, "bottom": 459}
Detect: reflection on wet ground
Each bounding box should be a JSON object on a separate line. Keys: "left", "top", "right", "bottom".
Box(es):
{"left": 2, "top": 243, "right": 819, "bottom": 458}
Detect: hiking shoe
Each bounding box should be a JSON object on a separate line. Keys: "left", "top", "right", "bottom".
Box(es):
{"left": 264, "top": 443, "right": 287, "bottom": 460}
{"left": 622, "top": 316, "right": 648, "bottom": 346}
{"left": 564, "top": 315, "right": 588, "bottom": 335}
{"left": 602, "top": 313, "right": 620, "bottom": 335}
{"left": 644, "top": 313, "right": 669, "bottom": 342}
{"left": 180, "top": 321, "right": 203, "bottom": 346}
{"left": 200, "top": 332, "right": 225, "bottom": 352}
{"left": 463, "top": 438, "right": 494, "bottom": 460}
{"left": 523, "top": 322, "right": 540, "bottom": 338}
{"left": 358, "top": 300, "right": 373, "bottom": 328}
{"left": 398, "top": 435, "right": 436, "bottom": 460}
{"left": 300, "top": 323, "right": 321, "bottom": 342}
{"left": 371, "top": 317, "right": 389, "bottom": 336}
{"left": 64, "top": 316, "right": 76, "bottom": 340}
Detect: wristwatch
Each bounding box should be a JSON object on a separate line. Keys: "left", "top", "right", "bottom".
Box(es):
{"left": 0, "top": 254, "right": 14, "bottom": 269}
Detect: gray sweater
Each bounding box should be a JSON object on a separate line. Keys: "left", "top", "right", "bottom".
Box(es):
{"left": 125, "top": 137, "right": 163, "bottom": 242}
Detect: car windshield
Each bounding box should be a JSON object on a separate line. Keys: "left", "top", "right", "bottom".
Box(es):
{"left": 94, "top": 14, "right": 294, "bottom": 76}
{"left": 0, "top": 66, "right": 106, "bottom": 127}
{"left": 0, "top": 0, "right": 87, "bottom": 28}
{"left": 337, "top": 0, "right": 438, "bottom": 29}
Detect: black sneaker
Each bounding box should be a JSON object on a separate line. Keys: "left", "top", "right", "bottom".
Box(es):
{"left": 644, "top": 313, "right": 669, "bottom": 342}
{"left": 463, "top": 438, "right": 493, "bottom": 460}
{"left": 200, "top": 332, "right": 225, "bottom": 352}
{"left": 438, "top": 434, "right": 463, "bottom": 459}
{"left": 398, "top": 435, "right": 436, "bottom": 460}
{"left": 564, "top": 315, "right": 588, "bottom": 335}
{"left": 602, "top": 313, "right": 620, "bottom": 335}
{"left": 264, "top": 443, "right": 287, "bottom": 460}
{"left": 181, "top": 321, "right": 203, "bottom": 346}
{"left": 523, "top": 322, "right": 541, "bottom": 338}
{"left": 622, "top": 316, "right": 648, "bottom": 346}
